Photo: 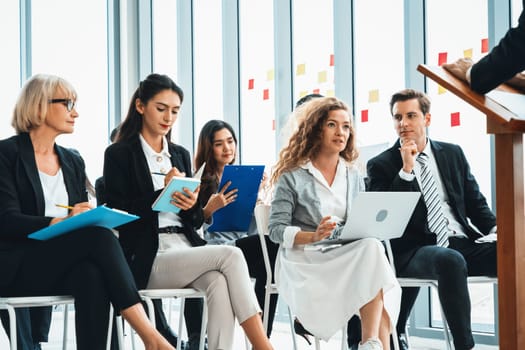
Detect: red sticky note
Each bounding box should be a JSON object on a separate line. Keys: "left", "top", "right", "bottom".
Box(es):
{"left": 481, "top": 38, "right": 489, "bottom": 53}
{"left": 361, "top": 110, "right": 369, "bottom": 123}
{"left": 263, "top": 89, "right": 269, "bottom": 100}
{"left": 248, "top": 79, "right": 254, "bottom": 90}
{"left": 438, "top": 52, "right": 448, "bottom": 66}
{"left": 330, "top": 54, "right": 335, "bottom": 66}
{"left": 313, "top": 88, "right": 320, "bottom": 94}
{"left": 451, "top": 112, "right": 460, "bottom": 127}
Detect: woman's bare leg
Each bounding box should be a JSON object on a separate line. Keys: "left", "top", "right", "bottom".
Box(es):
{"left": 120, "top": 303, "right": 175, "bottom": 350}
{"left": 240, "top": 313, "right": 274, "bottom": 350}
{"left": 359, "top": 290, "right": 384, "bottom": 347}
{"left": 378, "top": 307, "right": 392, "bottom": 350}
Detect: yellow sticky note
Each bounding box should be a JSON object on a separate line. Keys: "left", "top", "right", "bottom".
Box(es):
{"left": 326, "top": 89, "right": 335, "bottom": 97}
{"left": 266, "top": 69, "right": 274, "bottom": 81}
{"left": 438, "top": 85, "right": 447, "bottom": 94}
{"left": 368, "top": 89, "right": 379, "bottom": 103}
{"left": 296, "top": 63, "right": 306, "bottom": 76}
{"left": 318, "top": 71, "right": 327, "bottom": 83}
{"left": 463, "top": 48, "right": 473, "bottom": 59}
{"left": 299, "top": 91, "right": 308, "bottom": 98}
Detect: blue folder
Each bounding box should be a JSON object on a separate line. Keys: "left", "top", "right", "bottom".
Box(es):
{"left": 208, "top": 165, "right": 264, "bottom": 232}
{"left": 28, "top": 205, "right": 139, "bottom": 241}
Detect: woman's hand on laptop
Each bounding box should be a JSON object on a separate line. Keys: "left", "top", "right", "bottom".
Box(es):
{"left": 312, "top": 216, "right": 336, "bottom": 243}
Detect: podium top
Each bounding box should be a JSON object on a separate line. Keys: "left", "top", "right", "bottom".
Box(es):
{"left": 417, "top": 64, "right": 525, "bottom": 133}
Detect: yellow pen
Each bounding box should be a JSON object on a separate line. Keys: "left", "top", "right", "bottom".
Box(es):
{"left": 55, "top": 203, "right": 74, "bottom": 210}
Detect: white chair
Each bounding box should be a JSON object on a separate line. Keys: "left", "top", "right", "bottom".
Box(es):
{"left": 139, "top": 288, "right": 208, "bottom": 350}
{"left": 254, "top": 204, "right": 348, "bottom": 350}
{"left": 0, "top": 295, "right": 74, "bottom": 350}
{"left": 384, "top": 240, "right": 498, "bottom": 350}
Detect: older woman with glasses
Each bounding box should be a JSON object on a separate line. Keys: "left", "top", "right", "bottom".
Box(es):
{"left": 0, "top": 74, "right": 175, "bottom": 350}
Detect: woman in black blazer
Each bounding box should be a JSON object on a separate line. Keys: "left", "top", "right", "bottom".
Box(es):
{"left": 0, "top": 74, "right": 175, "bottom": 350}
{"left": 103, "top": 73, "right": 273, "bottom": 350}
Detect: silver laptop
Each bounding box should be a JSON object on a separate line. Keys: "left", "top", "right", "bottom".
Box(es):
{"left": 311, "top": 191, "right": 420, "bottom": 247}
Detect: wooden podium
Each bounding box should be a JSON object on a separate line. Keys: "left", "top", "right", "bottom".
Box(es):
{"left": 418, "top": 64, "right": 525, "bottom": 350}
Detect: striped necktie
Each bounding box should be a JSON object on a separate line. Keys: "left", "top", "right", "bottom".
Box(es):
{"left": 417, "top": 153, "right": 449, "bottom": 247}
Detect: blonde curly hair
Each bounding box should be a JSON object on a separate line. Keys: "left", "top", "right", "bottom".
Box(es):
{"left": 271, "top": 96, "right": 358, "bottom": 184}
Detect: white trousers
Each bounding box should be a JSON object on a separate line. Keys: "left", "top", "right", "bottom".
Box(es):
{"left": 147, "top": 244, "right": 261, "bottom": 350}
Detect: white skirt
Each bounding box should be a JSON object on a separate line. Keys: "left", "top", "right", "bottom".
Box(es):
{"left": 276, "top": 238, "right": 401, "bottom": 341}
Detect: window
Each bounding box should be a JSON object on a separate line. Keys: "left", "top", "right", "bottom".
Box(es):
{"left": 0, "top": 2, "right": 20, "bottom": 139}
{"left": 32, "top": 0, "right": 109, "bottom": 183}
{"left": 239, "top": 0, "right": 275, "bottom": 166}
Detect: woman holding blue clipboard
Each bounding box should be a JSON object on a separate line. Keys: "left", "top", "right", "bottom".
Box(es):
{"left": 194, "top": 119, "right": 279, "bottom": 338}
{"left": 0, "top": 74, "right": 174, "bottom": 350}
{"left": 103, "top": 74, "right": 273, "bottom": 350}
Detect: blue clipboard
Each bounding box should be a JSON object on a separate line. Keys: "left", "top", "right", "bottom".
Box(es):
{"left": 208, "top": 165, "right": 264, "bottom": 232}
{"left": 28, "top": 205, "right": 139, "bottom": 241}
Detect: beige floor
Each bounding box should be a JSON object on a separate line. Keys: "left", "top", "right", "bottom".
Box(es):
{"left": 0, "top": 304, "right": 499, "bottom": 349}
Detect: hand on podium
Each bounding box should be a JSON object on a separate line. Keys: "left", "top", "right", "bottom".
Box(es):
{"left": 442, "top": 58, "right": 473, "bottom": 84}
{"left": 506, "top": 71, "right": 525, "bottom": 92}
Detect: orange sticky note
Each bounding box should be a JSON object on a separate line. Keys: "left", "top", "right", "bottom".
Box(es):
{"left": 318, "top": 71, "right": 327, "bottom": 83}
{"left": 438, "top": 85, "right": 447, "bottom": 94}
{"left": 361, "top": 110, "right": 369, "bottom": 123}
{"left": 368, "top": 89, "right": 379, "bottom": 103}
{"left": 266, "top": 69, "right": 274, "bottom": 81}
{"left": 438, "top": 52, "right": 448, "bottom": 66}
{"left": 263, "top": 89, "right": 270, "bottom": 100}
{"left": 481, "top": 38, "right": 489, "bottom": 53}
{"left": 463, "top": 48, "right": 473, "bottom": 59}
{"left": 451, "top": 112, "right": 460, "bottom": 127}
{"left": 296, "top": 63, "right": 306, "bottom": 76}
{"left": 313, "top": 88, "right": 320, "bottom": 94}
{"left": 248, "top": 79, "right": 254, "bottom": 90}
{"left": 330, "top": 54, "right": 335, "bottom": 66}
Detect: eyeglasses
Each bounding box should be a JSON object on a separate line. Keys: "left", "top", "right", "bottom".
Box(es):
{"left": 48, "top": 99, "right": 76, "bottom": 112}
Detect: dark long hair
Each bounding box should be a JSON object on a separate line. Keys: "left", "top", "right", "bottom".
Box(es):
{"left": 115, "top": 73, "right": 184, "bottom": 143}
{"left": 195, "top": 119, "right": 237, "bottom": 204}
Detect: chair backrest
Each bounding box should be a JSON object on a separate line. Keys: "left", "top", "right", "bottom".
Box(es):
{"left": 254, "top": 204, "right": 274, "bottom": 283}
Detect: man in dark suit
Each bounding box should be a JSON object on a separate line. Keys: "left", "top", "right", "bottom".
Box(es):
{"left": 367, "top": 89, "right": 497, "bottom": 350}
{"left": 443, "top": 0, "right": 525, "bottom": 94}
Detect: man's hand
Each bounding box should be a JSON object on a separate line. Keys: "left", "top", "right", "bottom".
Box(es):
{"left": 399, "top": 138, "right": 418, "bottom": 174}
{"left": 442, "top": 58, "right": 474, "bottom": 83}
{"left": 506, "top": 71, "right": 525, "bottom": 92}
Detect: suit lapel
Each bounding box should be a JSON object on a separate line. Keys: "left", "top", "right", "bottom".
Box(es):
{"left": 18, "top": 133, "right": 46, "bottom": 215}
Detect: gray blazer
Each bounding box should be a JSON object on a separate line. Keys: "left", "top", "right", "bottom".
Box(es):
{"left": 268, "top": 164, "right": 364, "bottom": 244}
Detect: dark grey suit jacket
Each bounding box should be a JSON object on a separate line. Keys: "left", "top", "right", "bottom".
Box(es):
{"left": 0, "top": 133, "right": 88, "bottom": 288}
{"left": 366, "top": 139, "right": 496, "bottom": 271}
{"left": 103, "top": 136, "right": 206, "bottom": 289}
{"left": 471, "top": 0, "right": 525, "bottom": 94}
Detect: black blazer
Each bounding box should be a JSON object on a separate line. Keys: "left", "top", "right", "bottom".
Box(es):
{"left": 471, "top": 0, "right": 525, "bottom": 94}
{"left": 366, "top": 139, "right": 496, "bottom": 271}
{"left": 103, "top": 136, "right": 206, "bottom": 289}
{"left": 0, "top": 133, "right": 88, "bottom": 288}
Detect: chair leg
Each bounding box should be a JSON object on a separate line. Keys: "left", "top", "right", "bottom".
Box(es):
{"left": 106, "top": 305, "right": 114, "bottom": 350}
{"left": 199, "top": 297, "right": 207, "bottom": 350}
{"left": 116, "top": 315, "right": 125, "bottom": 350}
{"left": 63, "top": 304, "right": 69, "bottom": 350}
{"left": 391, "top": 324, "right": 400, "bottom": 350}
{"left": 341, "top": 325, "right": 348, "bottom": 350}
{"left": 315, "top": 336, "right": 321, "bottom": 349}
{"left": 177, "top": 298, "right": 185, "bottom": 350}
{"left": 287, "top": 306, "right": 298, "bottom": 350}
{"left": 7, "top": 305, "right": 17, "bottom": 350}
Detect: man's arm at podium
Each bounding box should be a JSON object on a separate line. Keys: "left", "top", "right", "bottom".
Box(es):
{"left": 444, "top": 0, "right": 525, "bottom": 94}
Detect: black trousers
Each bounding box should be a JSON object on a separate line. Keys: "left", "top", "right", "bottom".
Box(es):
{"left": 235, "top": 234, "right": 279, "bottom": 337}
{"left": 347, "top": 238, "right": 496, "bottom": 350}
{"left": 1, "top": 227, "right": 141, "bottom": 350}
